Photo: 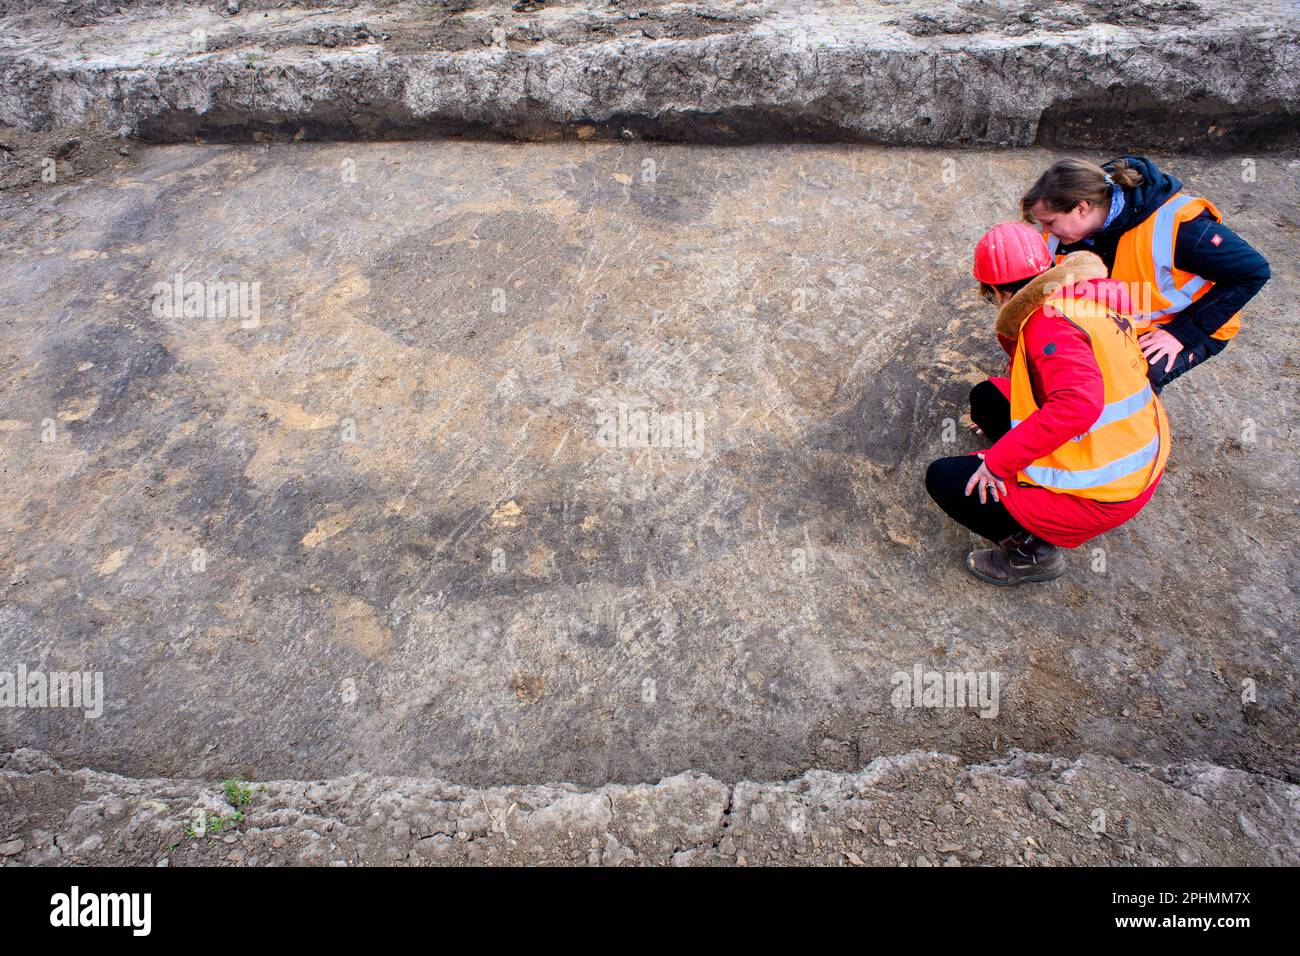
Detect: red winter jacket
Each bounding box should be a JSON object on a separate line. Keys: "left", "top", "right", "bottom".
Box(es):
{"left": 982, "top": 281, "right": 1161, "bottom": 548}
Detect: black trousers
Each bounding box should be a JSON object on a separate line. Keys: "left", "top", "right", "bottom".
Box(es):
{"left": 925, "top": 381, "right": 1027, "bottom": 543}
{"left": 1147, "top": 335, "right": 1227, "bottom": 392}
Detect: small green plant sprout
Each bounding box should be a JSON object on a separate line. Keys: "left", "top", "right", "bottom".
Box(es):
{"left": 222, "top": 776, "right": 256, "bottom": 809}
{"left": 184, "top": 776, "right": 262, "bottom": 841}
{"left": 185, "top": 807, "right": 244, "bottom": 841}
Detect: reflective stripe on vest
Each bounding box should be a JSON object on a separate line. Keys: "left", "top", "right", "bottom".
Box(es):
{"left": 1046, "top": 233, "right": 1061, "bottom": 261}
{"left": 1022, "top": 434, "right": 1161, "bottom": 492}
{"left": 1147, "top": 194, "right": 1210, "bottom": 319}
{"left": 1112, "top": 193, "right": 1240, "bottom": 340}
{"left": 1012, "top": 382, "right": 1153, "bottom": 440}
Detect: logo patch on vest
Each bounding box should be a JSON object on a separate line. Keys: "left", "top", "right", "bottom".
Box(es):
{"left": 1210, "top": 233, "right": 1223, "bottom": 246}
{"left": 1043, "top": 343, "right": 1056, "bottom": 356}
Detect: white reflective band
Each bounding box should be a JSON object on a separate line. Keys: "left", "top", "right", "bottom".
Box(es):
{"left": 1046, "top": 234, "right": 1060, "bottom": 259}
{"left": 1140, "top": 195, "right": 1212, "bottom": 319}
{"left": 1087, "top": 383, "right": 1153, "bottom": 433}
{"left": 1010, "top": 383, "right": 1153, "bottom": 440}
{"left": 1023, "top": 434, "right": 1161, "bottom": 491}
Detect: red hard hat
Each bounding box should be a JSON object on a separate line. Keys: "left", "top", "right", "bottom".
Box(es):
{"left": 973, "top": 222, "right": 1052, "bottom": 285}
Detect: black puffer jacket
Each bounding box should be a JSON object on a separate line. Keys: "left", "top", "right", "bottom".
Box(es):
{"left": 1052, "top": 155, "right": 1271, "bottom": 348}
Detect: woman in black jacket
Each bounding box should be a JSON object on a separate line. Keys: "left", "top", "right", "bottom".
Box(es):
{"left": 1019, "top": 156, "right": 1271, "bottom": 391}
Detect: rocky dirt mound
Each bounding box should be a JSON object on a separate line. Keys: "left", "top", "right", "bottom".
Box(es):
{"left": 3, "top": 747, "right": 1297, "bottom": 865}
{"left": 0, "top": 0, "right": 1295, "bottom": 151}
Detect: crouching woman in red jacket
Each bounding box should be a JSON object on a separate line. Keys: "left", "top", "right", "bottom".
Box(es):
{"left": 926, "top": 222, "right": 1171, "bottom": 585}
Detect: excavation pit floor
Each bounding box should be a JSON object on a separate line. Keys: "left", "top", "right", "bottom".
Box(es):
{"left": 0, "top": 141, "right": 1296, "bottom": 790}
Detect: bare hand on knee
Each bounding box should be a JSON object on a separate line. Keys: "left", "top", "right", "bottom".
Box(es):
{"left": 965, "top": 454, "right": 1008, "bottom": 505}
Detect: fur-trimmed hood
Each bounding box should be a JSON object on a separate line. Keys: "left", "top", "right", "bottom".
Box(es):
{"left": 994, "top": 251, "right": 1109, "bottom": 341}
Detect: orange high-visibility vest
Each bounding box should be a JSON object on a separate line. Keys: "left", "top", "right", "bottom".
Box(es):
{"left": 1009, "top": 285, "right": 1171, "bottom": 502}
{"left": 1044, "top": 194, "right": 1240, "bottom": 341}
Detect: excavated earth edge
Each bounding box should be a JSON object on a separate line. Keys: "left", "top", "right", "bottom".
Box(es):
{"left": 0, "top": 0, "right": 1297, "bottom": 151}
{"left": 2, "top": 748, "right": 1298, "bottom": 866}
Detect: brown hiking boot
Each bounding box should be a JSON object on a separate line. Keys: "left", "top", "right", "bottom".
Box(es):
{"left": 966, "top": 532, "right": 1065, "bottom": 586}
